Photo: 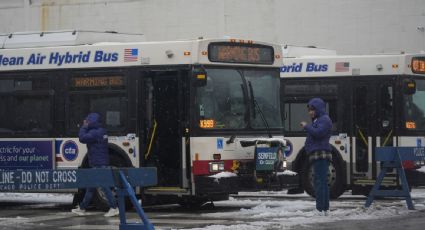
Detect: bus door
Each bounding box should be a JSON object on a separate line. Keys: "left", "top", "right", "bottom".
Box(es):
{"left": 352, "top": 79, "right": 394, "bottom": 183}
{"left": 142, "top": 71, "right": 185, "bottom": 188}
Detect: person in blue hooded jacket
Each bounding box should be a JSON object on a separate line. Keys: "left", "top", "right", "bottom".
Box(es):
{"left": 300, "top": 98, "right": 332, "bottom": 216}
{"left": 71, "top": 113, "right": 119, "bottom": 217}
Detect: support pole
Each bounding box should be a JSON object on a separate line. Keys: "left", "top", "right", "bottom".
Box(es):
{"left": 116, "top": 171, "right": 155, "bottom": 230}
{"left": 365, "top": 148, "right": 414, "bottom": 210}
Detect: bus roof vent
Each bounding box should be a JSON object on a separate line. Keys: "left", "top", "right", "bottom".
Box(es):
{"left": 1, "top": 30, "right": 145, "bottom": 49}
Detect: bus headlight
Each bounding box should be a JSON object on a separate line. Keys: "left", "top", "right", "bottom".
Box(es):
{"left": 209, "top": 162, "right": 225, "bottom": 173}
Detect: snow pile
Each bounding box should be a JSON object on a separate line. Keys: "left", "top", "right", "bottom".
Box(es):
{"left": 208, "top": 172, "right": 238, "bottom": 183}
{"left": 209, "top": 172, "right": 237, "bottom": 179}
{"left": 0, "top": 193, "right": 73, "bottom": 203}
{"left": 242, "top": 138, "right": 285, "bottom": 144}
{"left": 187, "top": 190, "right": 425, "bottom": 230}
{"left": 277, "top": 170, "right": 297, "bottom": 176}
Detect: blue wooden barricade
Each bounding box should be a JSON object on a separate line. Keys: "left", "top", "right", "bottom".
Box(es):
{"left": 0, "top": 167, "right": 157, "bottom": 230}
{"left": 365, "top": 147, "right": 425, "bottom": 210}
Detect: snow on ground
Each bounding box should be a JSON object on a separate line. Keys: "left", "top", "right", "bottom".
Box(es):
{"left": 0, "top": 192, "right": 73, "bottom": 203}
{"left": 1, "top": 190, "right": 425, "bottom": 229}
{"left": 187, "top": 189, "right": 425, "bottom": 230}
{"left": 0, "top": 193, "right": 74, "bottom": 227}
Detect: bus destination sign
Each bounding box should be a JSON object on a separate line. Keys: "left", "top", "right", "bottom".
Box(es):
{"left": 412, "top": 57, "right": 425, "bottom": 74}
{"left": 72, "top": 76, "right": 124, "bottom": 88}
{"left": 208, "top": 43, "right": 274, "bottom": 65}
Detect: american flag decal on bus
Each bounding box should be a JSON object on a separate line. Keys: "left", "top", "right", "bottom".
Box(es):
{"left": 124, "top": 48, "right": 138, "bottom": 62}
{"left": 335, "top": 62, "right": 350, "bottom": 72}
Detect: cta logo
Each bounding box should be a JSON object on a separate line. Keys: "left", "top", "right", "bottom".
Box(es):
{"left": 281, "top": 62, "right": 328, "bottom": 73}
{"left": 62, "top": 140, "right": 79, "bottom": 161}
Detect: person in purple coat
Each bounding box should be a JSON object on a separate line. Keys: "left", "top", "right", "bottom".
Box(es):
{"left": 71, "top": 113, "right": 119, "bottom": 217}
{"left": 300, "top": 98, "right": 333, "bottom": 216}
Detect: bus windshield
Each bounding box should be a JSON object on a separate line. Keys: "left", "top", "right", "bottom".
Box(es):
{"left": 196, "top": 67, "right": 282, "bottom": 130}
{"left": 404, "top": 78, "right": 425, "bottom": 130}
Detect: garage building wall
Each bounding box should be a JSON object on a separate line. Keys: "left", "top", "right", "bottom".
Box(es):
{"left": 0, "top": 0, "right": 424, "bottom": 54}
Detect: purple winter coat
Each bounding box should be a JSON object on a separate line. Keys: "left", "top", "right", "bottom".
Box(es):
{"left": 79, "top": 113, "right": 109, "bottom": 167}
{"left": 303, "top": 98, "right": 333, "bottom": 154}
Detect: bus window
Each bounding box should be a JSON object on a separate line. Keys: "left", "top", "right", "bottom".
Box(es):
{"left": 353, "top": 85, "right": 369, "bottom": 172}
{"left": 284, "top": 101, "right": 337, "bottom": 132}
{"left": 245, "top": 70, "right": 282, "bottom": 128}
{"left": 197, "top": 68, "right": 282, "bottom": 130}
{"left": 284, "top": 102, "right": 310, "bottom": 131}
{"left": 68, "top": 75, "right": 128, "bottom": 134}
{"left": 284, "top": 82, "right": 338, "bottom": 95}
{"left": 282, "top": 80, "right": 339, "bottom": 132}
{"left": 379, "top": 84, "right": 394, "bottom": 146}
{"left": 197, "top": 68, "right": 247, "bottom": 129}
{"left": 0, "top": 77, "right": 51, "bottom": 135}
{"left": 403, "top": 79, "right": 425, "bottom": 130}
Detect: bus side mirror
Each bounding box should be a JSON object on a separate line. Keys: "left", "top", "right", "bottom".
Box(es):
{"left": 192, "top": 69, "right": 207, "bottom": 87}
{"left": 402, "top": 79, "right": 416, "bottom": 95}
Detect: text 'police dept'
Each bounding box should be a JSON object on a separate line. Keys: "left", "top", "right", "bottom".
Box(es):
{"left": 281, "top": 62, "right": 328, "bottom": 73}
{"left": 0, "top": 50, "right": 118, "bottom": 66}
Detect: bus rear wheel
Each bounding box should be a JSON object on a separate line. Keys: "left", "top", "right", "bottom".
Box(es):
{"left": 301, "top": 153, "right": 345, "bottom": 199}
{"left": 178, "top": 197, "right": 209, "bottom": 209}
{"left": 72, "top": 152, "right": 132, "bottom": 210}
{"left": 93, "top": 153, "right": 132, "bottom": 210}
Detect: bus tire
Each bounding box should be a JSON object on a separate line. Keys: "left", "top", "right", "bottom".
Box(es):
{"left": 178, "top": 197, "right": 207, "bottom": 209}
{"left": 93, "top": 151, "right": 133, "bottom": 210}
{"left": 301, "top": 152, "right": 345, "bottom": 199}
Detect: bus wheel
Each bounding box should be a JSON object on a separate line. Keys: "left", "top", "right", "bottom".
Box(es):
{"left": 93, "top": 153, "right": 131, "bottom": 210}
{"left": 178, "top": 197, "right": 207, "bottom": 209}
{"left": 301, "top": 154, "right": 344, "bottom": 199}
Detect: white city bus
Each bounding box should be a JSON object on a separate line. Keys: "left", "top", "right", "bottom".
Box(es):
{"left": 0, "top": 31, "right": 294, "bottom": 208}
{"left": 280, "top": 47, "right": 425, "bottom": 198}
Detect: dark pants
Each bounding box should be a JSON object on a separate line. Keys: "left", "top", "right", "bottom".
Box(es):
{"left": 79, "top": 186, "right": 117, "bottom": 210}
{"left": 79, "top": 166, "right": 117, "bottom": 210}
{"left": 314, "top": 159, "right": 329, "bottom": 212}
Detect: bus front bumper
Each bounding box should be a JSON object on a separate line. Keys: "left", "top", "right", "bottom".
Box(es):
{"left": 406, "top": 168, "right": 425, "bottom": 187}
{"left": 194, "top": 171, "right": 299, "bottom": 195}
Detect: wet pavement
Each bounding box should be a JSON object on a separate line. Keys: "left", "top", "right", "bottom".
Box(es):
{"left": 0, "top": 201, "right": 242, "bottom": 229}
{"left": 293, "top": 209, "right": 425, "bottom": 230}
{"left": 1, "top": 191, "right": 425, "bottom": 229}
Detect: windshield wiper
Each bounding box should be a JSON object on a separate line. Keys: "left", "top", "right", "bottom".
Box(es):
{"left": 248, "top": 81, "right": 256, "bottom": 119}
{"left": 248, "top": 81, "right": 272, "bottom": 138}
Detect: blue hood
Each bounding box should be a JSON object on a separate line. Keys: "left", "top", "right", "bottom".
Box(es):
{"left": 308, "top": 98, "right": 327, "bottom": 118}
{"left": 79, "top": 112, "right": 109, "bottom": 167}
{"left": 304, "top": 98, "right": 332, "bottom": 154}
{"left": 86, "top": 113, "right": 101, "bottom": 128}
